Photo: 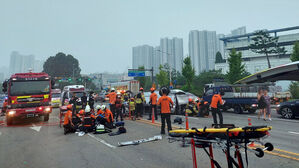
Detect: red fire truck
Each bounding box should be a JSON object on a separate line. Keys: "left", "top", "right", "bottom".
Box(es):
{"left": 2, "top": 72, "right": 54, "bottom": 125}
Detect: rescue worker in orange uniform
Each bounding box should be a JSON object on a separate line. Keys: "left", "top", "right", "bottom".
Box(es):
{"left": 97, "top": 105, "right": 114, "bottom": 129}
{"left": 157, "top": 87, "right": 174, "bottom": 134}
{"left": 106, "top": 88, "right": 117, "bottom": 119}
{"left": 210, "top": 91, "right": 225, "bottom": 126}
{"left": 148, "top": 87, "right": 158, "bottom": 120}
{"left": 115, "top": 94, "right": 123, "bottom": 122}
{"left": 63, "top": 104, "right": 76, "bottom": 135}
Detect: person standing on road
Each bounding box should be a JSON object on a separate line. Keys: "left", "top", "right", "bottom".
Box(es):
{"left": 148, "top": 87, "right": 158, "bottom": 120}
{"left": 106, "top": 88, "right": 117, "bottom": 118}
{"left": 88, "top": 91, "right": 95, "bottom": 111}
{"left": 264, "top": 90, "right": 272, "bottom": 121}
{"left": 81, "top": 92, "right": 88, "bottom": 110}
{"left": 157, "top": 88, "right": 173, "bottom": 134}
{"left": 210, "top": 91, "right": 225, "bottom": 127}
{"left": 257, "top": 89, "right": 266, "bottom": 120}
{"left": 115, "top": 94, "right": 123, "bottom": 122}
{"left": 135, "top": 88, "right": 145, "bottom": 119}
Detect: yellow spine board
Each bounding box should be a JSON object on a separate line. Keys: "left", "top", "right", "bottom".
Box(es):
{"left": 169, "top": 126, "right": 272, "bottom": 134}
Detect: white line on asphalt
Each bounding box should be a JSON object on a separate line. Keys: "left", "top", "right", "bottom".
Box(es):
{"left": 87, "top": 133, "right": 116, "bottom": 149}
{"left": 288, "top": 131, "right": 299, "bottom": 135}
{"left": 247, "top": 115, "right": 299, "bottom": 123}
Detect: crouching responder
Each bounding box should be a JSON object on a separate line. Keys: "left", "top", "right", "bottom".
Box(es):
{"left": 148, "top": 87, "right": 158, "bottom": 120}
{"left": 158, "top": 87, "right": 173, "bottom": 135}
{"left": 63, "top": 104, "right": 76, "bottom": 135}
{"left": 97, "top": 105, "right": 114, "bottom": 129}
{"left": 210, "top": 91, "right": 225, "bottom": 127}
{"left": 186, "top": 98, "right": 197, "bottom": 116}
{"left": 129, "top": 97, "right": 136, "bottom": 120}
{"left": 79, "top": 105, "right": 96, "bottom": 133}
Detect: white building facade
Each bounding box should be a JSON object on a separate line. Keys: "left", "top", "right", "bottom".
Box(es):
{"left": 160, "top": 37, "right": 183, "bottom": 72}
{"left": 215, "top": 27, "right": 299, "bottom": 74}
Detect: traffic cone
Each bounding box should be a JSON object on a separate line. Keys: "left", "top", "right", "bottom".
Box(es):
{"left": 185, "top": 111, "right": 189, "bottom": 130}
{"left": 248, "top": 117, "right": 255, "bottom": 147}
{"left": 248, "top": 118, "right": 252, "bottom": 126}
{"left": 151, "top": 107, "right": 155, "bottom": 123}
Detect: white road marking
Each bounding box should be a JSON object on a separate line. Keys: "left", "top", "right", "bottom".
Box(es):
{"left": 247, "top": 115, "right": 299, "bottom": 123}
{"left": 30, "top": 124, "right": 41, "bottom": 132}
{"left": 87, "top": 133, "right": 116, "bottom": 149}
{"left": 288, "top": 131, "right": 299, "bottom": 135}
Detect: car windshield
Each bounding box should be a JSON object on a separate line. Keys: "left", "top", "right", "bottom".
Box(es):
{"left": 70, "top": 92, "right": 85, "bottom": 98}
{"left": 52, "top": 93, "right": 61, "bottom": 98}
{"left": 10, "top": 80, "right": 50, "bottom": 96}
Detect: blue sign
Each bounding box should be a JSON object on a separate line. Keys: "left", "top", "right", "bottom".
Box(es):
{"left": 128, "top": 71, "right": 145, "bottom": 77}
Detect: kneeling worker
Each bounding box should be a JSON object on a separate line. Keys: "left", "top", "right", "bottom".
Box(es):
{"left": 158, "top": 88, "right": 174, "bottom": 134}
{"left": 63, "top": 104, "right": 76, "bottom": 135}
{"left": 97, "top": 105, "right": 114, "bottom": 129}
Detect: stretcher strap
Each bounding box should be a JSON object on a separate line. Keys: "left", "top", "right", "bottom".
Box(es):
{"left": 203, "top": 147, "right": 221, "bottom": 168}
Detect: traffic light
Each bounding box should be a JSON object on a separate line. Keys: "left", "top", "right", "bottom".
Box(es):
{"left": 68, "top": 78, "right": 72, "bottom": 82}
{"left": 88, "top": 78, "right": 91, "bottom": 81}
{"left": 58, "top": 79, "right": 62, "bottom": 82}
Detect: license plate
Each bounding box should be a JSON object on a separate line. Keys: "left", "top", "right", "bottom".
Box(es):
{"left": 27, "top": 114, "right": 35, "bottom": 118}
{"left": 26, "top": 108, "right": 36, "bottom": 112}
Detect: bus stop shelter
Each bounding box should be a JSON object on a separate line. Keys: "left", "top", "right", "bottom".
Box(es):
{"left": 236, "top": 61, "right": 299, "bottom": 84}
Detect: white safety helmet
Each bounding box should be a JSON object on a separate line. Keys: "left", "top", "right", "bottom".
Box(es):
{"left": 96, "top": 105, "right": 101, "bottom": 110}
{"left": 117, "top": 92, "right": 121, "bottom": 95}
{"left": 85, "top": 105, "right": 91, "bottom": 112}
{"left": 111, "top": 88, "right": 115, "bottom": 91}
{"left": 101, "top": 105, "right": 106, "bottom": 111}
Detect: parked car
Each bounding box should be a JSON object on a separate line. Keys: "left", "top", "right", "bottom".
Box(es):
{"left": 277, "top": 100, "right": 299, "bottom": 119}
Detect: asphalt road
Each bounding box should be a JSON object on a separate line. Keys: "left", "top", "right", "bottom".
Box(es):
{"left": 0, "top": 107, "right": 299, "bottom": 168}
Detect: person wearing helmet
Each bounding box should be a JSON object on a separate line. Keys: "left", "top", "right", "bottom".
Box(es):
{"left": 135, "top": 87, "right": 145, "bottom": 119}
{"left": 210, "top": 91, "right": 225, "bottom": 127}
{"left": 129, "top": 97, "right": 136, "bottom": 120}
{"left": 186, "top": 98, "right": 197, "bottom": 116}
{"left": 157, "top": 88, "right": 174, "bottom": 134}
{"left": 106, "top": 88, "right": 117, "bottom": 119}
{"left": 148, "top": 87, "right": 158, "bottom": 120}
{"left": 97, "top": 105, "right": 114, "bottom": 129}
{"left": 63, "top": 104, "right": 76, "bottom": 135}
{"left": 115, "top": 94, "right": 123, "bottom": 122}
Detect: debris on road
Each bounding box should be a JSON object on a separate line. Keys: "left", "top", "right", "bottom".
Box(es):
{"left": 118, "top": 135, "right": 162, "bottom": 146}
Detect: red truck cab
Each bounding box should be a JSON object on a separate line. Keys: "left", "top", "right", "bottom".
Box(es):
{"left": 2, "top": 72, "right": 54, "bottom": 125}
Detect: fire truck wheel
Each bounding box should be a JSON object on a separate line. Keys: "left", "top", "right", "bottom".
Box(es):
{"left": 6, "top": 116, "right": 13, "bottom": 125}
{"left": 44, "top": 114, "right": 49, "bottom": 122}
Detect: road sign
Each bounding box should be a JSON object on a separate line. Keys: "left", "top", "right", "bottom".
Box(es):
{"left": 128, "top": 70, "right": 145, "bottom": 77}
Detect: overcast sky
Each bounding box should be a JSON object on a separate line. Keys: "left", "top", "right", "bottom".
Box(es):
{"left": 1, "top": 0, "right": 299, "bottom": 74}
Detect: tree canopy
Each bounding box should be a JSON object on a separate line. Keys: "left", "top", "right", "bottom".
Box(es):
{"left": 226, "top": 49, "right": 248, "bottom": 84}
{"left": 250, "top": 30, "right": 286, "bottom": 68}
{"left": 181, "top": 56, "right": 195, "bottom": 91}
{"left": 43, "top": 52, "right": 81, "bottom": 77}
{"left": 156, "top": 65, "right": 169, "bottom": 88}
{"left": 290, "top": 41, "right": 299, "bottom": 62}
{"left": 215, "top": 52, "right": 225, "bottom": 63}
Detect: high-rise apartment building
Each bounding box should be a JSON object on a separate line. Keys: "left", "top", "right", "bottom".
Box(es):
{"left": 132, "top": 45, "right": 154, "bottom": 70}
{"left": 160, "top": 37, "right": 184, "bottom": 72}
{"left": 9, "top": 51, "right": 39, "bottom": 75}
{"left": 189, "top": 30, "right": 217, "bottom": 74}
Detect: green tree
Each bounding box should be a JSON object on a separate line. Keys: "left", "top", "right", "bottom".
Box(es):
{"left": 250, "top": 30, "right": 286, "bottom": 68}
{"left": 290, "top": 41, "right": 299, "bottom": 62}
{"left": 192, "top": 70, "right": 225, "bottom": 96}
{"left": 215, "top": 52, "right": 225, "bottom": 63}
{"left": 182, "top": 56, "right": 195, "bottom": 91}
{"left": 135, "top": 66, "right": 146, "bottom": 88}
{"left": 289, "top": 82, "right": 299, "bottom": 99}
{"left": 226, "top": 49, "right": 248, "bottom": 84}
{"left": 156, "top": 65, "right": 169, "bottom": 87}
{"left": 43, "top": 52, "right": 81, "bottom": 77}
